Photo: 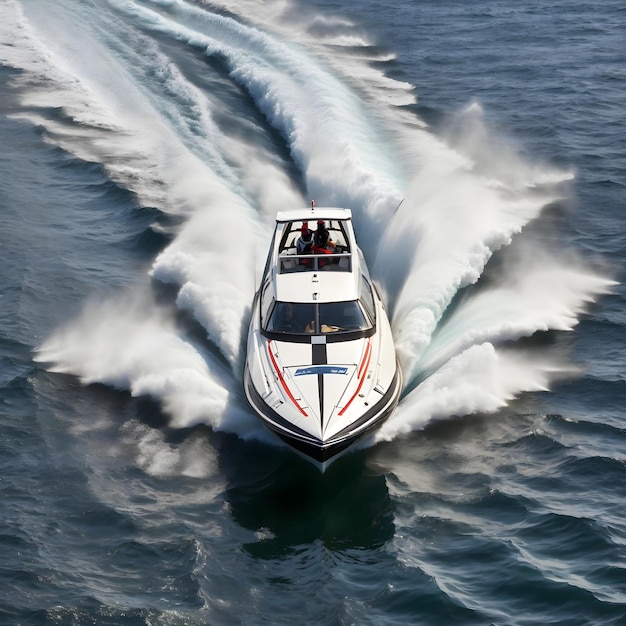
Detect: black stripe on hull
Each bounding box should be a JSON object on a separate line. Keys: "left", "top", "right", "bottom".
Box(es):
{"left": 311, "top": 342, "right": 327, "bottom": 365}
{"left": 312, "top": 342, "right": 327, "bottom": 429}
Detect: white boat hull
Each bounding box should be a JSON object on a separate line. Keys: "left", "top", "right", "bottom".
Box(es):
{"left": 244, "top": 352, "right": 402, "bottom": 463}
{"left": 243, "top": 207, "right": 402, "bottom": 464}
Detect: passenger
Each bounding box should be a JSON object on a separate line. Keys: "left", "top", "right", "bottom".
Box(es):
{"left": 312, "top": 219, "right": 336, "bottom": 268}
{"left": 278, "top": 303, "right": 301, "bottom": 333}
{"left": 296, "top": 222, "right": 314, "bottom": 266}
{"left": 313, "top": 219, "right": 335, "bottom": 251}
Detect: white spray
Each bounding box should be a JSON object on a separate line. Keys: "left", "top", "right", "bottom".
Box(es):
{"left": 8, "top": 0, "right": 613, "bottom": 450}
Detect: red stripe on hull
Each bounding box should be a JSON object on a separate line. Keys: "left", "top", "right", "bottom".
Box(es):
{"left": 267, "top": 340, "right": 308, "bottom": 417}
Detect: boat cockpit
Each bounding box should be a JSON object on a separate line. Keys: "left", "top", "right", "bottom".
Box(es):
{"left": 276, "top": 218, "right": 353, "bottom": 273}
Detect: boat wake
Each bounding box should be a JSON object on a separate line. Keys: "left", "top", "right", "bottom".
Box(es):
{"left": 2, "top": 0, "right": 613, "bottom": 453}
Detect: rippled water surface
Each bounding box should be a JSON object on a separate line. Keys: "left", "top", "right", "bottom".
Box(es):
{"left": 1, "top": 0, "right": 624, "bottom": 624}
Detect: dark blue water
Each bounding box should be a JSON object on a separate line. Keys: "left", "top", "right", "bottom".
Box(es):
{"left": 1, "top": 0, "right": 625, "bottom": 624}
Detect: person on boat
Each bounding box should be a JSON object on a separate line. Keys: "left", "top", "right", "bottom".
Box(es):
{"left": 296, "top": 222, "right": 313, "bottom": 267}
{"left": 313, "top": 219, "right": 333, "bottom": 264}
{"left": 313, "top": 219, "right": 337, "bottom": 268}
{"left": 313, "top": 220, "right": 335, "bottom": 251}
{"left": 305, "top": 320, "right": 340, "bottom": 333}
{"left": 296, "top": 222, "right": 314, "bottom": 266}
{"left": 277, "top": 303, "right": 301, "bottom": 333}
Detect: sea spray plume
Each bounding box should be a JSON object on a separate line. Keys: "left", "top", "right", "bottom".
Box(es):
{"left": 376, "top": 160, "right": 550, "bottom": 386}
{"left": 375, "top": 344, "right": 568, "bottom": 443}
{"left": 373, "top": 106, "right": 614, "bottom": 442}
{"left": 148, "top": 157, "right": 269, "bottom": 371}
{"left": 146, "top": 136, "right": 304, "bottom": 374}
{"left": 443, "top": 102, "right": 575, "bottom": 190}
{"left": 33, "top": 290, "right": 240, "bottom": 430}
{"left": 150, "top": 216, "right": 258, "bottom": 372}
{"left": 240, "top": 158, "right": 304, "bottom": 224}
{"left": 418, "top": 247, "right": 617, "bottom": 375}
{"left": 376, "top": 104, "right": 575, "bottom": 387}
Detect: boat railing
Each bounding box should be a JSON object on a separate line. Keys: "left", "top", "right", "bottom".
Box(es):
{"left": 278, "top": 252, "right": 352, "bottom": 273}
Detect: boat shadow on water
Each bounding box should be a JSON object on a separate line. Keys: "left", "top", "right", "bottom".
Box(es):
{"left": 215, "top": 434, "right": 396, "bottom": 557}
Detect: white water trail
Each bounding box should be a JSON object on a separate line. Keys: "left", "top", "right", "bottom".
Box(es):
{"left": 376, "top": 103, "right": 580, "bottom": 386}
{"left": 33, "top": 290, "right": 246, "bottom": 430}
{"left": 418, "top": 252, "right": 617, "bottom": 375}
{"left": 105, "top": 0, "right": 406, "bottom": 242}
{"left": 376, "top": 343, "right": 569, "bottom": 442}
{"left": 3, "top": 0, "right": 299, "bottom": 371}
{"left": 6, "top": 0, "right": 613, "bottom": 443}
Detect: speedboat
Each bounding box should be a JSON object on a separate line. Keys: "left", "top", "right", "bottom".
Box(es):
{"left": 244, "top": 205, "right": 402, "bottom": 465}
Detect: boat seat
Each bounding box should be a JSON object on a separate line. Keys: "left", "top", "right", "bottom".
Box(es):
{"left": 280, "top": 257, "right": 298, "bottom": 272}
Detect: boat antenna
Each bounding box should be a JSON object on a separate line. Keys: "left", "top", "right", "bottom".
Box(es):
{"left": 392, "top": 198, "right": 404, "bottom": 215}
{"left": 311, "top": 200, "right": 315, "bottom": 210}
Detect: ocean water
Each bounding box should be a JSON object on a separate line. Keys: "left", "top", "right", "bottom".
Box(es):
{"left": 1, "top": 0, "right": 625, "bottom": 624}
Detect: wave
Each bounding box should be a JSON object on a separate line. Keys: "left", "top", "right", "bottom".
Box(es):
{"left": 7, "top": 0, "right": 612, "bottom": 446}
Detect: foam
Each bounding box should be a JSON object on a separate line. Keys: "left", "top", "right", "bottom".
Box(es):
{"left": 376, "top": 343, "right": 568, "bottom": 443}
{"left": 18, "top": 0, "right": 612, "bottom": 446}
{"left": 108, "top": 0, "right": 406, "bottom": 229}
{"left": 419, "top": 254, "right": 617, "bottom": 374}
{"left": 33, "top": 290, "right": 235, "bottom": 430}
{"left": 118, "top": 420, "right": 224, "bottom": 480}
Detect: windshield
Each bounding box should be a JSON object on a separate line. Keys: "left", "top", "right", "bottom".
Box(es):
{"left": 265, "top": 301, "right": 370, "bottom": 335}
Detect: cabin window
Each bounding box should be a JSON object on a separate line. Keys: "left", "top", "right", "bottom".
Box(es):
{"left": 260, "top": 281, "right": 275, "bottom": 328}
{"left": 360, "top": 276, "right": 376, "bottom": 325}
